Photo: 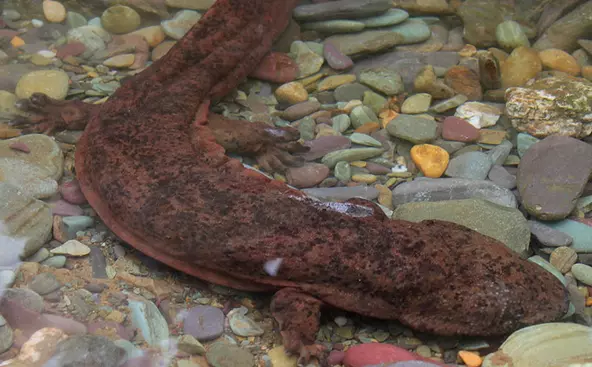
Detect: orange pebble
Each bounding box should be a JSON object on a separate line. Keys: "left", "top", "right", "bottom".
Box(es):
{"left": 586, "top": 297, "right": 592, "bottom": 307}
{"left": 10, "top": 36, "right": 25, "bottom": 48}
{"left": 354, "top": 122, "right": 380, "bottom": 134}
{"left": 410, "top": 144, "right": 449, "bottom": 178}
{"left": 458, "top": 350, "right": 482, "bottom": 367}
{"left": 379, "top": 109, "right": 398, "bottom": 128}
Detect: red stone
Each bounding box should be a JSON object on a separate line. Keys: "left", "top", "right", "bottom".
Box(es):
{"left": 286, "top": 163, "right": 330, "bottom": 188}
{"left": 444, "top": 65, "right": 483, "bottom": 101}
{"left": 441, "top": 116, "right": 480, "bottom": 142}
{"left": 60, "top": 178, "right": 88, "bottom": 205}
{"left": 56, "top": 42, "right": 86, "bottom": 59}
{"left": 250, "top": 51, "right": 298, "bottom": 83}
{"left": 343, "top": 343, "right": 443, "bottom": 367}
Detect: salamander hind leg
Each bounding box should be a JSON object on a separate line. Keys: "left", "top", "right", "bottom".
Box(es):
{"left": 271, "top": 288, "right": 328, "bottom": 365}
{"left": 11, "top": 93, "right": 96, "bottom": 134}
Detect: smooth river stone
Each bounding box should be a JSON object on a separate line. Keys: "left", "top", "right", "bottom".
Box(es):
{"left": 393, "top": 199, "right": 531, "bottom": 257}
{"left": 542, "top": 219, "right": 592, "bottom": 253}
{"left": 325, "top": 30, "right": 404, "bottom": 57}
{"left": 517, "top": 136, "right": 592, "bottom": 220}
{"left": 392, "top": 178, "right": 517, "bottom": 208}
{"left": 293, "top": 0, "right": 392, "bottom": 22}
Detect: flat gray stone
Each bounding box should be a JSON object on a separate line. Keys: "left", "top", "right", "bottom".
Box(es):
{"left": 529, "top": 220, "right": 573, "bottom": 247}
{"left": 293, "top": 0, "right": 392, "bottom": 22}
{"left": 392, "top": 178, "right": 517, "bottom": 208}
{"left": 393, "top": 198, "right": 531, "bottom": 257}
{"left": 445, "top": 151, "right": 493, "bottom": 180}
{"left": 517, "top": 136, "right": 592, "bottom": 220}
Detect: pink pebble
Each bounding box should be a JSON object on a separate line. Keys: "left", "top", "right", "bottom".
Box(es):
{"left": 343, "top": 343, "right": 440, "bottom": 367}
{"left": 328, "top": 350, "right": 346, "bottom": 366}
{"left": 60, "top": 179, "right": 87, "bottom": 205}
{"left": 9, "top": 142, "right": 30, "bottom": 153}
{"left": 50, "top": 199, "right": 84, "bottom": 216}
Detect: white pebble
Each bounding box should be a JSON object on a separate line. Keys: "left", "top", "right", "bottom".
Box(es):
{"left": 37, "top": 50, "right": 56, "bottom": 58}
{"left": 31, "top": 19, "right": 44, "bottom": 28}
{"left": 391, "top": 164, "right": 408, "bottom": 173}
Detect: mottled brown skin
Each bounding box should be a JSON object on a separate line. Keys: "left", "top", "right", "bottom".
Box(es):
{"left": 14, "top": 0, "right": 568, "bottom": 362}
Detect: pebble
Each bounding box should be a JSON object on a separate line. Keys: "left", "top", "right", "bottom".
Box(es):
{"left": 151, "top": 40, "right": 176, "bottom": 61}
{"left": 500, "top": 46, "right": 542, "bottom": 88}
{"left": 550, "top": 246, "right": 578, "bottom": 273}
{"left": 572, "top": 263, "right": 592, "bottom": 286}
{"left": 49, "top": 200, "right": 82, "bottom": 216}
{"left": 29, "top": 272, "right": 61, "bottom": 295}
{"left": 0, "top": 270, "right": 16, "bottom": 289}
{"left": 286, "top": 163, "right": 330, "bottom": 188}
{"left": 281, "top": 100, "right": 321, "bottom": 121}
{"left": 275, "top": 82, "right": 308, "bottom": 104}
{"left": 334, "top": 83, "right": 372, "bottom": 101}
{"left": 496, "top": 20, "right": 530, "bottom": 50}
{"left": 228, "top": 307, "right": 264, "bottom": 337}
{"left": 386, "top": 114, "right": 438, "bottom": 144}
{"left": 318, "top": 74, "right": 357, "bottom": 91}
{"left": 529, "top": 220, "right": 573, "bottom": 248}
{"left": 517, "top": 136, "right": 592, "bottom": 220}
{"left": 66, "top": 25, "right": 111, "bottom": 59}
{"left": 413, "top": 65, "right": 455, "bottom": 99}
{"left": 445, "top": 151, "right": 493, "bottom": 180}
{"left": 0, "top": 315, "right": 13, "bottom": 354}
{"left": 103, "top": 54, "right": 135, "bottom": 68}
{"left": 267, "top": 346, "right": 298, "bottom": 367}
{"left": 206, "top": 342, "right": 255, "bottom": 367}
{"left": 429, "top": 94, "right": 468, "bottom": 113}
{"left": 50, "top": 239, "right": 91, "bottom": 256}
{"left": 441, "top": 116, "right": 479, "bottom": 142}
{"left": 361, "top": 8, "right": 409, "bottom": 28}
{"left": 183, "top": 305, "right": 224, "bottom": 341}
{"left": 454, "top": 101, "right": 502, "bottom": 128}
{"left": 487, "top": 165, "right": 516, "bottom": 190}
{"left": 343, "top": 343, "right": 427, "bottom": 367}
{"left": 162, "top": 10, "right": 202, "bottom": 40}
{"left": 291, "top": 41, "right": 324, "bottom": 78}
{"left": 50, "top": 334, "right": 125, "bottom": 367}
{"left": 43, "top": 1, "right": 67, "bottom": 23}
{"left": 394, "top": 199, "right": 531, "bottom": 256}
{"left": 321, "top": 148, "right": 384, "bottom": 168}
{"left": 293, "top": 0, "right": 392, "bottom": 22}
{"left": 302, "top": 20, "right": 365, "bottom": 33}
{"left": 15, "top": 69, "right": 69, "bottom": 100}
{"left": 410, "top": 144, "right": 449, "bottom": 178}
{"left": 359, "top": 68, "right": 404, "bottom": 95}
{"left": 349, "top": 133, "right": 382, "bottom": 147}
{"left": 40, "top": 255, "right": 67, "bottom": 268}
{"left": 101, "top": 5, "right": 141, "bottom": 34}
{"left": 516, "top": 133, "right": 539, "bottom": 157}
{"left": 389, "top": 19, "right": 431, "bottom": 45}
{"left": 131, "top": 26, "right": 166, "bottom": 48}
{"left": 177, "top": 334, "right": 206, "bottom": 355}
{"left": 393, "top": 178, "right": 516, "bottom": 208}
{"left": 350, "top": 105, "right": 378, "bottom": 129}
{"left": 0, "top": 182, "right": 52, "bottom": 261}
{"left": 481, "top": 323, "right": 592, "bottom": 367}
{"left": 323, "top": 41, "right": 353, "bottom": 70}
{"left": 400, "top": 93, "right": 432, "bottom": 114}
{"left": 303, "top": 186, "right": 379, "bottom": 201}
{"left": 444, "top": 65, "right": 482, "bottom": 101}
{"left": 11, "top": 328, "right": 67, "bottom": 366}
{"left": 60, "top": 179, "right": 87, "bottom": 205}
{"left": 538, "top": 48, "right": 580, "bottom": 76}
{"left": 128, "top": 298, "right": 169, "bottom": 347}
{"left": 66, "top": 11, "right": 87, "bottom": 29}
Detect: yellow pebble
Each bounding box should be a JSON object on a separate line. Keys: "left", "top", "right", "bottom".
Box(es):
{"left": 376, "top": 184, "right": 393, "bottom": 209}
{"left": 385, "top": 177, "right": 400, "bottom": 188}
{"left": 458, "top": 350, "right": 482, "bottom": 367}
{"left": 43, "top": 0, "right": 67, "bottom": 23}
{"left": 410, "top": 144, "right": 449, "bottom": 178}
{"left": 586, "top": 297, "right": 592, "bottom": 307}
{"left": 87, "top": 71, "right": 99, "bottom": 78}
{"left": 582, "top": 65, "right": 592, "bottom": 81}
{"left": 350, "top": 161, "right": 367, "bottom": 168}
{"left": 355, "top": 122, "right": 381, "bottom": 134}
{"left": 352, "top": 174, "right": 377, "bottom": 184}
{"left": 275, "top": 81, "right": 308, "bottom": 104}
{"left": 10, "top": 36, "right": 25, "bottom": 48}
{"left": 477, "top": 130, "right": 507, "bottom": 145}
{"left": 538, "top": 48, "right": 581, "bottom": 76}
{"left": 317, "top": 74, "right": 357, "bottom": 91}
{"left": 379, "top": 109, "right": 398, "bottom": 129}
{"left": 459, "top": 44, "right": 477, "bottom": 57}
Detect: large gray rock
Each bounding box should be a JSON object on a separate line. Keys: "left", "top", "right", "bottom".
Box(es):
{"left": 393, "top": 199, "right": 531, "bottom": 257}
{"left": 517, "top": 135, "right": 592, "bottom": 220}
{"left": 392, "top": 178, "right": 517, "bottom": 208}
